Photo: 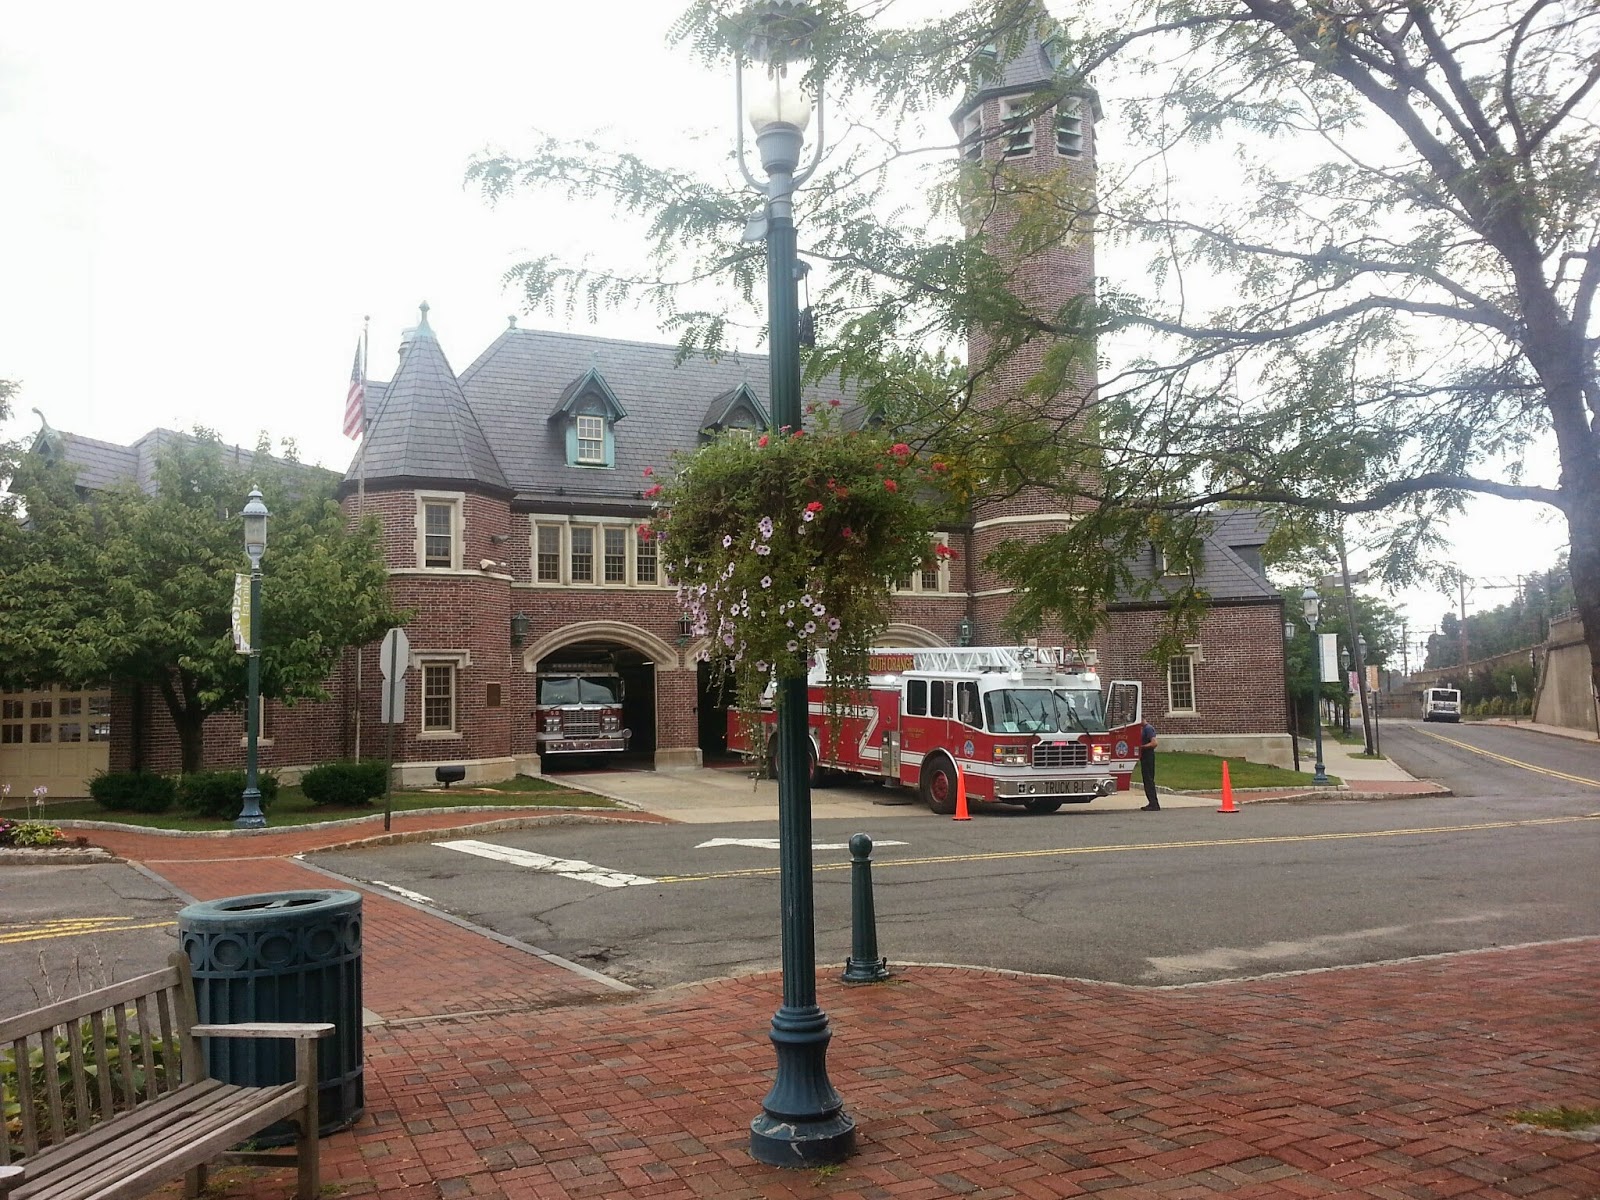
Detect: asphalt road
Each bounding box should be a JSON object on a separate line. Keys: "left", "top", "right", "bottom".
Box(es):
{"left": 0, "top": 863, "right": 185, "bottom": 1013}
{"left": 5, "top": 721, "right": 1594, "bottom": 1013}
{"left": 309, "top": 721, "right": 1600, "bottom": 990}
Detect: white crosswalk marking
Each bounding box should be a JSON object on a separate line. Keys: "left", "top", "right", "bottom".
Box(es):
{"left": 437, "top": 839, "right": 657, "bottom": 887}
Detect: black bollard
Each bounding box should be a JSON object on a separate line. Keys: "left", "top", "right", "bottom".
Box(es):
{"left": 841, "top": 833, "right": 890, "bottom": 984}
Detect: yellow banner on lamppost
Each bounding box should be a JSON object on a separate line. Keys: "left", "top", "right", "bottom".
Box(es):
{"left": 231, "top": 573, "right": 251, "bottom": 653}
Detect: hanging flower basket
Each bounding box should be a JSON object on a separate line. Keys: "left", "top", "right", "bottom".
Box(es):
{"left": 645, "top": 406, "right": 952, "bottom": 719}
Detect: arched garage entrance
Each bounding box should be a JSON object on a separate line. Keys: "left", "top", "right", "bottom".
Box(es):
{"left": 522, "top": 623, "right": 681, "bottom": 771}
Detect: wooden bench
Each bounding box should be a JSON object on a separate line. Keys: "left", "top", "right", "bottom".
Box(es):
{"left": 0, "top": 952, "right": 333, "bottom": 1200}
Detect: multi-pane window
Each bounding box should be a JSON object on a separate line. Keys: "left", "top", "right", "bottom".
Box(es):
{"left": 423, "top": 502, "right": 454, "bottom": 568}
{"left": 1003, "top": 100, "right": 1033, "bottom": 157}
{"left": 569, "top": 526, "right": 594, "bottom": 583}
{"left": 1167, "top": 655, "right": 1196, "bottom": 713}
{"left": 1, "top": 696, "right": 21, "bottom": 744}
{"left": 575, "top": 414, "right": 605, "bottom": 464}
{"left": 1056, "top": 98, "right": 1083, "bottom": 157}
{"left": 636, "top": 529, "right": 658, "bottom": 584}
{"left": 1, "top": 688, "right": 110, "bottom": 746}
{"left": 536, "top": 525, "right": 562, "bottom": 582}
{"left": 423, "top": 664, "right": 455, "bottom": 732}
{"left": 895, "top": 534, "right": 951, "bottom": 594}
{"left": 529, "top": 521, "right": 666, "bottom": 586}
{"left": 603, "top": 527, "right": 627, "bottom": 583}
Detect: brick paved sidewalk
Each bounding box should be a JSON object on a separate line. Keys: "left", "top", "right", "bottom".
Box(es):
{"left": 106, "top": 818, "right": 1598, "bottom": 1199}
{"left": 151, "top": 942, "right": 1598, "bottom": 1200}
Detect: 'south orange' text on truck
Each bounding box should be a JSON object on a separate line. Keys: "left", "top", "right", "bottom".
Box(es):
{"left": 728, "top": 645, "right": 1144, "bottom": 813}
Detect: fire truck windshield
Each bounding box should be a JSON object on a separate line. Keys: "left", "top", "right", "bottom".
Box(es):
{"left": 538, "top": 677, "right": 619, "bottom": 705}
{"left": 983, "top": 688, "right": 1108, "bottom": 734}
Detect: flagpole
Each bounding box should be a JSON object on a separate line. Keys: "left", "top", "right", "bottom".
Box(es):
{"left": 353, "top": 316, "right": 370, "bottom": 761}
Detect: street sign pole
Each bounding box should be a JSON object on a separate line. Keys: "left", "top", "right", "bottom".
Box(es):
{"left": 378, "top": 628, "right": 410, "bottom": 832}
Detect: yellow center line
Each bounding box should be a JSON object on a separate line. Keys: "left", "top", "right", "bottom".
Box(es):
{"left": 1414, "top": 726, "right": 1600, "bottom": 788}
{"left": 0, "top": 920, "right": 177, "bottom": 945}
{"left": 652, "top": 814, "right": 1600, "bottom": 884}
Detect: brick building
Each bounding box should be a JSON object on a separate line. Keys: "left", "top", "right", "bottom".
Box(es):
{"left": 4, "top": 24, "right": 1293, "bottom": 795}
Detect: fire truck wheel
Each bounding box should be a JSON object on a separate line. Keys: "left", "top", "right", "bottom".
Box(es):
{"left": 766, "top": 740, "right": 823, "bottom": 786}
{"left": 919, "top": 755, "right": 959, "bottom": 815}
{"left": 1023, "top": 799, "right": 1064, "bottom": 814}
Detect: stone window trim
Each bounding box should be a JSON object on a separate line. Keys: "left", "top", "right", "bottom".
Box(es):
{"left": 417, "top": 655, "right": 467, "bottom": 738}
{"left": 1056, "top": 97, "right": 1084, "bottom": 157}
{"left": 414, "top": 491, "right": 466, "bottom": 571}
{"left": 894, "top": 533, "right": 951, "bottom": 595}
{"left": 1166, "top": 653, "right": 1197, "bottom": 715}
{"left": 959, "top": 111, "right": 983, "bottom": 161}
{"left": 237, "top": 694, "right": 274, "bottom": 749}
{"left": 527, "top": 516, "right": 669, "bottom": 589}
{"left": 1002, "top": 99, "right": 1034, "bottom": 158}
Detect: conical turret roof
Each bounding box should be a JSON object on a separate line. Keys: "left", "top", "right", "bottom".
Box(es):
{"left": 347, "top": 303, "right": 509, "bottom": 492}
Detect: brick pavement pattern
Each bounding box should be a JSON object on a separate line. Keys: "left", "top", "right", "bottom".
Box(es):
{"left": 96, "top": 817, "right": 1597, "bottom": 1199}
{"left": 146, "top": 944, "right": 1598, "bottom": 1199}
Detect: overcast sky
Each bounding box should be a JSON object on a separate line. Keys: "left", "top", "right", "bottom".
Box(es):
{"left": 0, "top": 1, "right": 1567, "bottom": 657}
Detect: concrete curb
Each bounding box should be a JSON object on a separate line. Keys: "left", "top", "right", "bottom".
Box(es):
{"left": 0, "top": 846, "right": 120, "bottom": 865}
{"left": 46, "top": 802, "right": 631, "bottom": 839}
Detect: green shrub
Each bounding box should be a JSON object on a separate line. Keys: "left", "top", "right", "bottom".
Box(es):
{"left": 0, "top": 819, "right": 65, "bottom": 848}
{"left": 299, "top": 760, "right": 388, "bottom": 807}
{"left": 175, "top": 770, "right": 278, "bottom": 820}
{"left": 88, "top": 771, "right": 177, "bottom": 813}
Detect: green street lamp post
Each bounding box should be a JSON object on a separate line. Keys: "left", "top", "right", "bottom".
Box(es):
{"left": 1301, "top": 588, "right": 1329, "bottom": 785}
{"left": 732, "top": 2, "right": 856, "bottom": 1168}
{"left": 237, "top": 487, "right": 270, "bottom": 829}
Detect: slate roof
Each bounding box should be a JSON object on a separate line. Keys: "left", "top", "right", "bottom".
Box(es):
{"left": 349, "top": 306, "right": 509, "bottom": 493}
{"left": 949, "top": 6, "right": 1103, "bottom": 124}
{"left": 1115, "top": 510, "right": 1278, "bottom": 604}
{"left": 452, "top": 327, "right": 837, "bottom": 501}
{"left": 37, "top": 425, "right": 320, "bottom": 496}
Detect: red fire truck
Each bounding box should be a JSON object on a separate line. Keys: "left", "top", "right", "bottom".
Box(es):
{"left": 729, "top": 645, "right": 1144, "bottom": 814}
{"left": 534, "top": 663, "right": 630, "bottom": 763}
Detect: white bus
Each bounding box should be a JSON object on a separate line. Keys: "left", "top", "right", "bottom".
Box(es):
{"left": 1422, "top": 687, "right": 1462, "bottom": 723}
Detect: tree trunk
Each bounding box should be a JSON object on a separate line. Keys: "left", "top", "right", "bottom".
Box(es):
{"left": 157, "top": 675, "right": 207, "bottom": 774}
{"left": 1563, "top": 502, "right": 1600, "bottom": 733}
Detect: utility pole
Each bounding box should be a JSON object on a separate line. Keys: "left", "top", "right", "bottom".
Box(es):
{"left": 1457, "top": 571, "right": 1471, "bottom": 677}
{"left": 1400, "top": 622, "right": 1409, "bottom": 677}
{"left": 1336, "top": 529, "right": 1374, "bottom": 755}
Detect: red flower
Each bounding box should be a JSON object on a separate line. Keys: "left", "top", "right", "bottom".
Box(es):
{"left": 638, "top": 524, "right": 653, "bottom": 541}
{"left": 932, "top": 460, "right": 949, "bottom": 472}
{"left": 883, "top": 479, "right": 898, "bottom": 492}
{"left": 792, "top": 429, "right": 805, "bottom": 439}
{"left": 642, "top": 466, "right": 654, "bottom": 477}
{"left": 934, "top": 543, "right": 954, "bottom": 559}
{"left": 841, "top": 527, "right": 854, "bottom": 539}
{"left": 805, "top": 402, "right": 817, "bottom": 415}
{"left": 643, "top": 484, "right": 663, "bottom": 499}
{"left": 890, "top": 442, "right": 912, "bottom": 458}
{"left": 828, "top": 398, "right": 842, "bottom": 407}
{"left": 805, "top": 500, "right": 825, "bottom": 514}
{"left": 758, "top": 435, "right": 769, "bottom": 447}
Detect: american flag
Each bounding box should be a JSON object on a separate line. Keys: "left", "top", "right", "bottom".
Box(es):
{"left": 343, "top": 340, "right": 365, "bottom": 439}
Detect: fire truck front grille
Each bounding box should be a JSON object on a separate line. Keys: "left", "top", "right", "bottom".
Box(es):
{"left": 562, "top": 711, "right": 603, "bottom": 737}
{"left": 1033, "top": 742, "right": 1087, "bottom": 769}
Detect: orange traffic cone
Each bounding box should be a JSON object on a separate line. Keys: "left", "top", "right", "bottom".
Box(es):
{"left": 953, "top": 761, "right": 971, "bottom": 821}
{"left": 1218, "top": 759, "right": 1238, "bottom": 814}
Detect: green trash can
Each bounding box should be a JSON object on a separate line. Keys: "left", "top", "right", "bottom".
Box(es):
{"left": 178, "top": 889, "right": 363, "bottom": 1142}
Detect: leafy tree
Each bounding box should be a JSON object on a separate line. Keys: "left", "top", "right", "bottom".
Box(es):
{"left": 470, "top": 0, "right": 1600, "bottom": 682}
{"left": 0, "top": 431, "right": 404, "bottom": 771}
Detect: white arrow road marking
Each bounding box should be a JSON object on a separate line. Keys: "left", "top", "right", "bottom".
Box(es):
{"left": 369, "top": 880, "right": 437, "bottom": 906}
{"left": 695, "top": 837, "right": 909, "bottom": 851}
{"left": 437, "top": 839, "right": 657, "bottom": 888}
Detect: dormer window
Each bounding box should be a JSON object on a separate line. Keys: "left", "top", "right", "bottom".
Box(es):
{"left": 551, "top": 367, "right": 627, "bottom": 469}
{"left": 700, "top": 383, "right": 770, "bottom": 442}
{"left": 576, "top": 414, "right": 606, "bottom": 464}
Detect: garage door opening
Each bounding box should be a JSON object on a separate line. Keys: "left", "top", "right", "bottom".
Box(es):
{"left": 533, "top": 643, "right": 655, "bottom": 773}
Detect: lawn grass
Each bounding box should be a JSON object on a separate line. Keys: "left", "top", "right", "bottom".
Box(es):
{"left": 1134, "top": 750, "right": 1339, "bottom": 791}
{"left": 24, "top": 777, "right": 619, "bottom": 832}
